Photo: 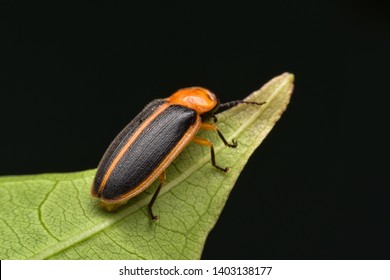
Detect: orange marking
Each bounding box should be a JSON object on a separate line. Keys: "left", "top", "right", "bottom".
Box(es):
{"left": 166, "top": 87, "right": 218, "bottom": 115}
{"left": 113, "top": 114, "right": 201, "bottom": 202}
{"left": 98, "top": 103, "right": 171, "bottom": 195}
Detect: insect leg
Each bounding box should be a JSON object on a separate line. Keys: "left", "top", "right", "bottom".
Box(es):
{"left": 192, "top": 137, "right": 231, "bottom": 172}
{"left": 200, "top": 122, "right": 238, "bottom": 148}
{"left": 148, "top": 171, "right": 166, "bottom": 222}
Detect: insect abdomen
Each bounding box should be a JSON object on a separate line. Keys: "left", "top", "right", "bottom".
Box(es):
{"left": 92, "top": 102, "right": 198, "bottom": 200}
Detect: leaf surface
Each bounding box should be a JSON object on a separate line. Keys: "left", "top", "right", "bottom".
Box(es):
{"left": 0, "top": 73, "right": 294, "bottom": 259}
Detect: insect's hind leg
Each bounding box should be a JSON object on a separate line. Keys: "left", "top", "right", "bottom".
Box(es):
{"left": 148, "top": 171, "right": 166, "bottom": 222}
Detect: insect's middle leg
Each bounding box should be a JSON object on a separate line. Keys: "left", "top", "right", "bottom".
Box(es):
{"left": 200, "top": 122, "right": 238, "bottom": 148}
{"left": 192, "top": 137, "right": 231, "bottom": 172}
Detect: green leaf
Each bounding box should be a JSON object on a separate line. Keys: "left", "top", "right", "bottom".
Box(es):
{"left": 0, "top": 73, "right": 294, "bottom": 259}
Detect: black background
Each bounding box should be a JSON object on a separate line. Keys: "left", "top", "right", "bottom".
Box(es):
{"left": 1, "top": 1, "right": 389, "bottom": 259}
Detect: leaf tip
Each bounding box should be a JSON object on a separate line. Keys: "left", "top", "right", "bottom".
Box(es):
{"left": 282, "top": 72, "right": 295, "bottom": 83}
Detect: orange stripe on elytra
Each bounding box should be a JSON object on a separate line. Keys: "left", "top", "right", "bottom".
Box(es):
{"left": 114, "top": 114, "right": 201, "bottom": 202}
{"left": 98, "top": 102, "right": 171, "bottom": 194}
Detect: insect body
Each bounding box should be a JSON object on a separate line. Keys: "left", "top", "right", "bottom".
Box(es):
{"left": 91, "top": 87, "right": 263, "bottom": 221}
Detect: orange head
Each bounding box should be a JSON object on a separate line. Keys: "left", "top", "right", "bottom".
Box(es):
{"left": 166, "top": 87, "right": 219, "bottom": 115}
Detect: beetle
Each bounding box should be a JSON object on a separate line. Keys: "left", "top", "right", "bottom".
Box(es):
{"left": 91, "top": 87, "right": 264, "bottom": 221}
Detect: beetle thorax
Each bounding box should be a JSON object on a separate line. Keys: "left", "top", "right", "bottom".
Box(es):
{"left": 166, "top": 87, "right": 218, "bottom": 115}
